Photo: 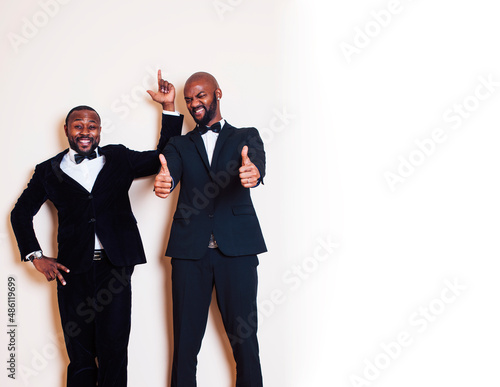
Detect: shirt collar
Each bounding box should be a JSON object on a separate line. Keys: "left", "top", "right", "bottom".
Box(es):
{"left": 68, "top": 147, "right": 100, "bottom": 164}
{"left": 199, "top": 118, "right": 225, "bottom": 135}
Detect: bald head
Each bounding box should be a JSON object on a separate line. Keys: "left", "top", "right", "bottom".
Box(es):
{"left": 185, "top": 72, "right": 219, "bottom": 90}
{"left": 184, "top": 72, "right": 222, "bottom": 126}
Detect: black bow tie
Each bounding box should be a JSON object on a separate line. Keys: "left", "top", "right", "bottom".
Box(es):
{"left": 198, "top": 122, "right": 221, "bottom": 135}
{"left": 75, "top": 151, "right": 97, "bottom": 164}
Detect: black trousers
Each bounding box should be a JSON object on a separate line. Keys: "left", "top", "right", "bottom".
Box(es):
{"left": 171, "top": 248, "right": 263, "bottom": 387}
{"left": 57, "top": 258, "right": 134, "bottom": 387}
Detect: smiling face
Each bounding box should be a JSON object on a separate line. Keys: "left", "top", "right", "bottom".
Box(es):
{"left": 184, "top": 72, "right": 222, "bottom": 127}
{"left": 64, "top": 109, "right": 101, "bottom": 156}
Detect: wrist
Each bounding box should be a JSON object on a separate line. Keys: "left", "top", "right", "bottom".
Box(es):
{"left": 162, "top": 102, "right": 175, "bottom": 112}
{"left": 24, "top": 250, "right": 43, "bottom": 262}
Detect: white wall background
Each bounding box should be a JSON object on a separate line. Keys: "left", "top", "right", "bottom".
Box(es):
{"left": 1, "top": 0, "right": 500, "bottom": 386}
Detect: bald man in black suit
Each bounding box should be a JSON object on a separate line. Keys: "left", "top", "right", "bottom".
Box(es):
{"left": 152, "top": 72, "right": 266, "bottom": 387}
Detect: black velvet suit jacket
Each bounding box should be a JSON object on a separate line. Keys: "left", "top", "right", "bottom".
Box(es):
{"left": 164, "top": 117, "right": 267, "bottom": 259}
{"left": 11, "top": 114, "right": 183, "bottom": 273}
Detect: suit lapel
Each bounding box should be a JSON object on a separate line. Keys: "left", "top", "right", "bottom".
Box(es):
{"left": 51, "top": 147, "right": 108, "bottom": 192}
{"left": 92, "top": 146, "right": 112, "bottom": 191}
{"left": 211, "top": 123, "right": 234, "bottom": 172}
{"left": 187, "top": 124, "right": 235, "bottom": 175}
{"left": 188, "top": 130, "right": 211, "bottom": 172}
{"left": 50, "top": 149, "right": 83, "bottom": 188}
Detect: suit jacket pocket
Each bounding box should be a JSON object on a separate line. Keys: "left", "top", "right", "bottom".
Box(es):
{"left": 232, "top": 205, "right": 256, "bottom": 216}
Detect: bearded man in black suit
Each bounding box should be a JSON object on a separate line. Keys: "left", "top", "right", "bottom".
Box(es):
{"left": 152, "top": 72, "right": 266, "bottom": 387}
{"left": 11, "top": 70, "right": 182, "bottom": 387}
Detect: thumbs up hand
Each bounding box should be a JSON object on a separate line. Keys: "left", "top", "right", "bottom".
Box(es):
{"left": 239, "top": 146, "right": 260, "bottom": 188}
{"left": 154, "top": 154, "right": 173, "bottom": 198}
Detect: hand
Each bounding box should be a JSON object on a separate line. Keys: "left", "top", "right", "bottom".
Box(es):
{"left": 154, "top": 154, "right": 172, "bottom": 198}
{"left": 239, "top": 146, "right": 260, "bottom": 188}
{"left": 32, "top": 256, "right": 70, "bottom": 286}
{"left": 147, "top": 69, "right": 176, "bottom": 111}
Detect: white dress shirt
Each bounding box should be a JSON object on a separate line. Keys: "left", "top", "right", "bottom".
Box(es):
{"left": 60, "top": 148, "right": 105, "bottom": 249}
{"left": 200, "top": 119, "right": 225, "bottom": 164}
{"left": 163, "top": 110, "right": 224, "bottom": 164}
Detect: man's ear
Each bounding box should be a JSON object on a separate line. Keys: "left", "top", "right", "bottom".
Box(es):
{"left": 216, "top": 88, "right": 222, "bottom": 100}
{"left": 64, "top": 125, "right": 68, "bottom": 137}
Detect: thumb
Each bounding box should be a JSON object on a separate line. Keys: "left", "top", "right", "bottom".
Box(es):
{"left": 159, "top": 154, "right": 170, "bottom": 175}
{"left": 147, "top": 89, "right": 155, "bottom": 99}
{"left": 241, "top": 146, "right": 251, "bottom": 166}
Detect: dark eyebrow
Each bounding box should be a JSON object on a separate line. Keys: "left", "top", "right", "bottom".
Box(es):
{"left": 72, "top": 118, "right": 98, "bottom": 124}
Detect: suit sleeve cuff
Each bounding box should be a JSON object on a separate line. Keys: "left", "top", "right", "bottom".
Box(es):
{"left": 251, "top": 167, "right": 263, "bottom": 188}
{"left": 163, "top": 110, "right": 180, "bottom": 116}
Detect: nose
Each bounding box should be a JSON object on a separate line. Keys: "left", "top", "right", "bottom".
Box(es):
{"left": 190, "top": 98, "right": 201, "bottom": 109}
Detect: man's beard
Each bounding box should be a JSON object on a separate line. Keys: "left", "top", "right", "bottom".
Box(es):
{"left": 69, "top": 136, "right": 98, "bottom": 156}
{"left": 192, "top": 94, "right": 218, "bottom": 126}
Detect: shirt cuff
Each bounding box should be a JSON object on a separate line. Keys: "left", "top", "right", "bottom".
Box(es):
{"left": 163, "top": 110, "right": 181, "bottom": 116}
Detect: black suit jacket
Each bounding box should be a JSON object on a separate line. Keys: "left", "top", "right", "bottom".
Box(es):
{"left": 11, "top": 114, "right": 183, "bottom": 273}
{"left": 164, "top": 118, "right": 267, "bottom": 259}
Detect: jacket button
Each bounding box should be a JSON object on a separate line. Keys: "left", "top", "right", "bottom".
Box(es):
{"left": 88, "top": 194, "right": 93, "bottom": 199}
{"left": 89, "top": 218, "right": 96, "bottom": 223}
{"left": 208, "top": 214, "right": 214, "bottom": 218}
